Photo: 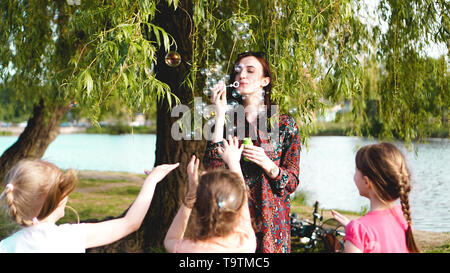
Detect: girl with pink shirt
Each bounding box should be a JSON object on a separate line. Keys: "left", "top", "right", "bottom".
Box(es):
{"left": 164, "top": 136, "right": 256, "bottom": 253}
{"left": 332, "top": 142, "right": 420, "bottom": 253}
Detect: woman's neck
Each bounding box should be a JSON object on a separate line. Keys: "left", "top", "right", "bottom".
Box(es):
{"left": 243, "top": 94, "right": 263, "bottom": 124}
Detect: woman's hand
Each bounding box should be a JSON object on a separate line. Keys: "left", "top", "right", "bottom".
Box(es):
{"left": 210, "top": 81, "right": 227, "bottom": 117}
{"left": 184, "top": 155, "right": 200, "bottom": 208}
{"left": 242, "top": 145, "right": 278, "bottom": 178}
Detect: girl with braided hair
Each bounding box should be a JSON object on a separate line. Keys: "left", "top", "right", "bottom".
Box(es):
{"left": 164, "top": 136, "right": 256, "bottom": 253}
{"left": 0, "top": 158, "right": 179, "bottom": 252}
{"left": 331, "top": 142, "right": 420, "bottom": 253}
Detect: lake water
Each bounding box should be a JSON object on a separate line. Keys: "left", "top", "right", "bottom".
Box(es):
{"left": 0, "top": 134, "right": 158, "bottom": 174}
{"left": 0, "top": 134, "right": 448, "bottom": 233}
{"left": 299, "top": 136, "right": 450, "bottom": 233}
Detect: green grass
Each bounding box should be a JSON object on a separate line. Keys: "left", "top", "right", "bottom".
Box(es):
{"left": 2, "top": 173, "right": 449, "bottom": 253}
{"left": 57, "top": 178, "right": 141, "bottom": 224}
{"left": 427, "top": 243, "right": 450, "bottom": 253}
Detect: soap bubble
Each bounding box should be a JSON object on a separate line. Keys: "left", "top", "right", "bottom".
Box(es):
{"left": 215, "top": 48, "right": 222, "bottom": 58}
{"left": 227, "top": 125, "right": 237, "bottom": 134}
{"left": 165, "top": 51, "right": 181, "bottom": 67}
{"left": 232, "top": 89, "right": 241, "bottom": 98}
{"left": 203, "top": 89, "right": 212, "bottom": 96}
{"left": 236, "top": 23, "right": 246, "bottom": 32}
{"left": 227, "top": 101, "right": 238, "bottom": 111}
{"left": 241, "top": 33, "right": 251, "bottom": 41}
{"left": 203, "top": 106, "right": 216, "bottom": 120}
{"left": 289, "top": 107, "right": 298, "bottom": 114}
{"left": 195, "top": 103, "right": 205, "bottom": 115}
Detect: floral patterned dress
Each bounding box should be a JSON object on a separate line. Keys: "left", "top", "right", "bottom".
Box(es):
{"left": 203, "top": 114, "right": 301, "bottom": 253}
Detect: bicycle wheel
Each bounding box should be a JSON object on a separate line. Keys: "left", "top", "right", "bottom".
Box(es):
{"left": 320, "top": 218, "right": 345, "bottom": 252}
{"left": 321, "top": 218, "right": 344, "bottom": 232}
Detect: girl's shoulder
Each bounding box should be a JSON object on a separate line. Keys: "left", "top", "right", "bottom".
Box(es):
{"left": 351, "top": 205, "right": 407, "bottom": 230}
{"left": 0, "top": 223, "right": 87, "bottom": 253}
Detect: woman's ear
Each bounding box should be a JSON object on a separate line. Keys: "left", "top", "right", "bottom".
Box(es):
{"left": 261, "top": 77, "right": 270, "bottom": 87}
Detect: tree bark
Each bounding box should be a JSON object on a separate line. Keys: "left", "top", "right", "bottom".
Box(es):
{"left": 0, "top": 100, "right": 69, "bottom": 182}
{"left": 141, "top": 0, "right": 207, "bottom": 251}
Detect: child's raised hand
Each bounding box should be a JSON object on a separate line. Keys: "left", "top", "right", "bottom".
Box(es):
{"left": 187, "top": 155, "right": 200, "bottom": 190}
{"left": 331, "top": 210, "right": 350, "bottom": 227}
{"left": 144, "top": 163, "right": 180, "bottom": 184}
{"left": 218, "top": 136, "right": 244, "bottom": 167}
{"left": 184, "top": 155, "right": 200, "bottom": 208}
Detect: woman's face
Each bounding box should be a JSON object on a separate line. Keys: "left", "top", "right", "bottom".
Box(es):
{"left": 234, "top": 56, "right": 270, "bottom": 97}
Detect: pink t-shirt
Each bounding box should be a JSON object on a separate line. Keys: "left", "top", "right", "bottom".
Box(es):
{"left": 344, "top": 205, "right": 409, "bottom": 253}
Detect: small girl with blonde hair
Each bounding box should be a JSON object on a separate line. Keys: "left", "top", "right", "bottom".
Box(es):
{"left": 332, "top": 142, "right": 420, "bottom": 253}
{"left": 0, "top": 158, "right": 179, "bottom": 252}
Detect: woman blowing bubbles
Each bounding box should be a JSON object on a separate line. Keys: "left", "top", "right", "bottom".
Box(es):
{"left": 203, "top": 52, "right": 301, "bottom": 253}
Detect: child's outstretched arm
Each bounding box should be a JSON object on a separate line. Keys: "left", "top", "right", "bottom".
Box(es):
{"left": 218, "top": 137, "right": 253, "bottom": 239}
{"left": 84, "top": 163, "right": 179, "bottom": 249}
{"left": 164, "top": 155, "right": 199, "bottom": 252}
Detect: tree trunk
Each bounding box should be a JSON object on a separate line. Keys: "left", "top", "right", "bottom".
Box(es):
{"left": 0, "top": 100, "right": 69, "bottom": 182}
{"left": 87, "top": 0, "right": 206, "bottom": 252}
{"left": 142, "top": 0, "right": 207, "bottom": 251}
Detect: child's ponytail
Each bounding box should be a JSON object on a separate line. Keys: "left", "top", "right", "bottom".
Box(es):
{"left": 1, "top": 159, "right": 78, "bottom": 226}
{"left": 398, "top": 175, "right": 420, "bottom": 253}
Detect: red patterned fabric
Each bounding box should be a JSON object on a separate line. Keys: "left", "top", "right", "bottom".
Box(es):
{"left": 203, "top": 114, "right": 301, "bottom": 253}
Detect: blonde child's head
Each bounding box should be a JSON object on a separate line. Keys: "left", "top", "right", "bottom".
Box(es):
{"left": 355, "top": 142, "right": 419, "bottom": 252}
{"left": 1, "top": 159, "right": 78, "bottom": 227}
{"left": 192, "top": 169, "right": 246, "bottom": 241}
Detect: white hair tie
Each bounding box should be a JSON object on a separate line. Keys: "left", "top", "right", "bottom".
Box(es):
{"left": 6, "top": 183, "right": 14, "bottom": 191}
{"left": 32, "top": 217, "right": 40, "bottom": 225}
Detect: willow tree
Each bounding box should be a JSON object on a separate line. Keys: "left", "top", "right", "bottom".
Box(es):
{"left": 1, "top": 0, "right": 447, "bottom": 252}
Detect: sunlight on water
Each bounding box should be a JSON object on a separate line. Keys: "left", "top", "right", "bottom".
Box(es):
{"left": 1, "top": 134, "right": 448, "bottom": 232}
{"left": 299, "top": 136, "right": 450, "bottom": 233}
{"left": 0, "top": 134, "right": 157, "bottom": 174}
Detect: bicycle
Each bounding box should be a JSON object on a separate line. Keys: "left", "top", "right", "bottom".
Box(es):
{"left": 290, "top": 201, "right": 345, "bottom": 253}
